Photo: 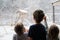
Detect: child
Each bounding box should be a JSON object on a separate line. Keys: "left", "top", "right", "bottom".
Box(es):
{"left": 48, "top": 25, "right": 59, "bottom": 40}
{"left": 28, "top": 10, "right": 47, "bottom": 40}
{"left": 13, "top": 23, "right": 27, "bottom": 40}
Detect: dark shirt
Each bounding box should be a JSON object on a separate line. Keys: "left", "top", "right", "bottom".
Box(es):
{"left": 28, "top": 23, "right": 46, "bottom": 40}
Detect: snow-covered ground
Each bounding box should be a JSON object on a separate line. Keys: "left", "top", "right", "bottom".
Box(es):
{"left": 0, "top": 26, "right": 15, "bottom": 40}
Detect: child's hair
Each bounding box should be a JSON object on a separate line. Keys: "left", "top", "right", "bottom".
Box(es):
{"left": 33, "top": 9, "right": 45, "bottom": 23}
{"left": 14, "top": 23, "right": 25, "bottom": 35}
{"left": 49, "top": 25, "right": 59, "bottom": 39}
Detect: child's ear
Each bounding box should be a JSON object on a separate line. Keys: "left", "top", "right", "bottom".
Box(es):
{"left": 23, "top": 27, "right": 26, "bottom": 32}
{"left": 43, "top": 16, "right": 46, "bottom": 21}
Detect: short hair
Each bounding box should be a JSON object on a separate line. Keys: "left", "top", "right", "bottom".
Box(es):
{"left": 49, "top": 25, "right": 59, "bottom": 38}
{"left": 14, "top": 23, "right": 24, "bottom": 35}
{"left": 33, "top": 10, "right": 45, "bottom": 23}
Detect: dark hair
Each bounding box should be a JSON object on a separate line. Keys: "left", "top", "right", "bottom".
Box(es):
{"left": 33, "top": 10, "right": 45, "bottom": 23}
{"left": 14, "top": 23, "right": 24, "bottom": 35}
{"left": 49, "top": 25, "right": 59, "bottom": 38}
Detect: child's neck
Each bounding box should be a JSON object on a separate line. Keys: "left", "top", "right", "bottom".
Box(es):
{"left": 36, "top": 22, "right": 41, "bottom": 24}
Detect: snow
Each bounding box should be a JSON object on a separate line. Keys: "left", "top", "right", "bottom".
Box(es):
{"left": 0, "top": 26, "right": 15, "bottom": 40}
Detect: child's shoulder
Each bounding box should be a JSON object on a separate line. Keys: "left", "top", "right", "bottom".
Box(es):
{"left": 30, "top": 24, "right": 36, "bottom": 27}
{"left": 29, "top": 24, "right": 36, "bottom": 29}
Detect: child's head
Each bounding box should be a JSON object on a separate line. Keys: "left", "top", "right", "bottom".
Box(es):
{"left": 14, "top": 23, "right": 25, "bottom": 35}
{"left": 33, "top": 9, "right": 45, "bottom": 23}
{"left": 49, "top": 25, "right": 59, "bottom": 38}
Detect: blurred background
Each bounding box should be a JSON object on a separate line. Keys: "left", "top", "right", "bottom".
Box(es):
{"left": 0, "top": 0, "right": 60, "bottom": 40}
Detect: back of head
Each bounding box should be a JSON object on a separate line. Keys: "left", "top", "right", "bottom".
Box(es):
{"left": 33, "top": 9, "right": 45, "bottom": 23}
{"left": 49, "top": 25, "right": 59, "bottom": 39}
{"left": 14, "top": 23, "right": 24, "bottom": 35}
